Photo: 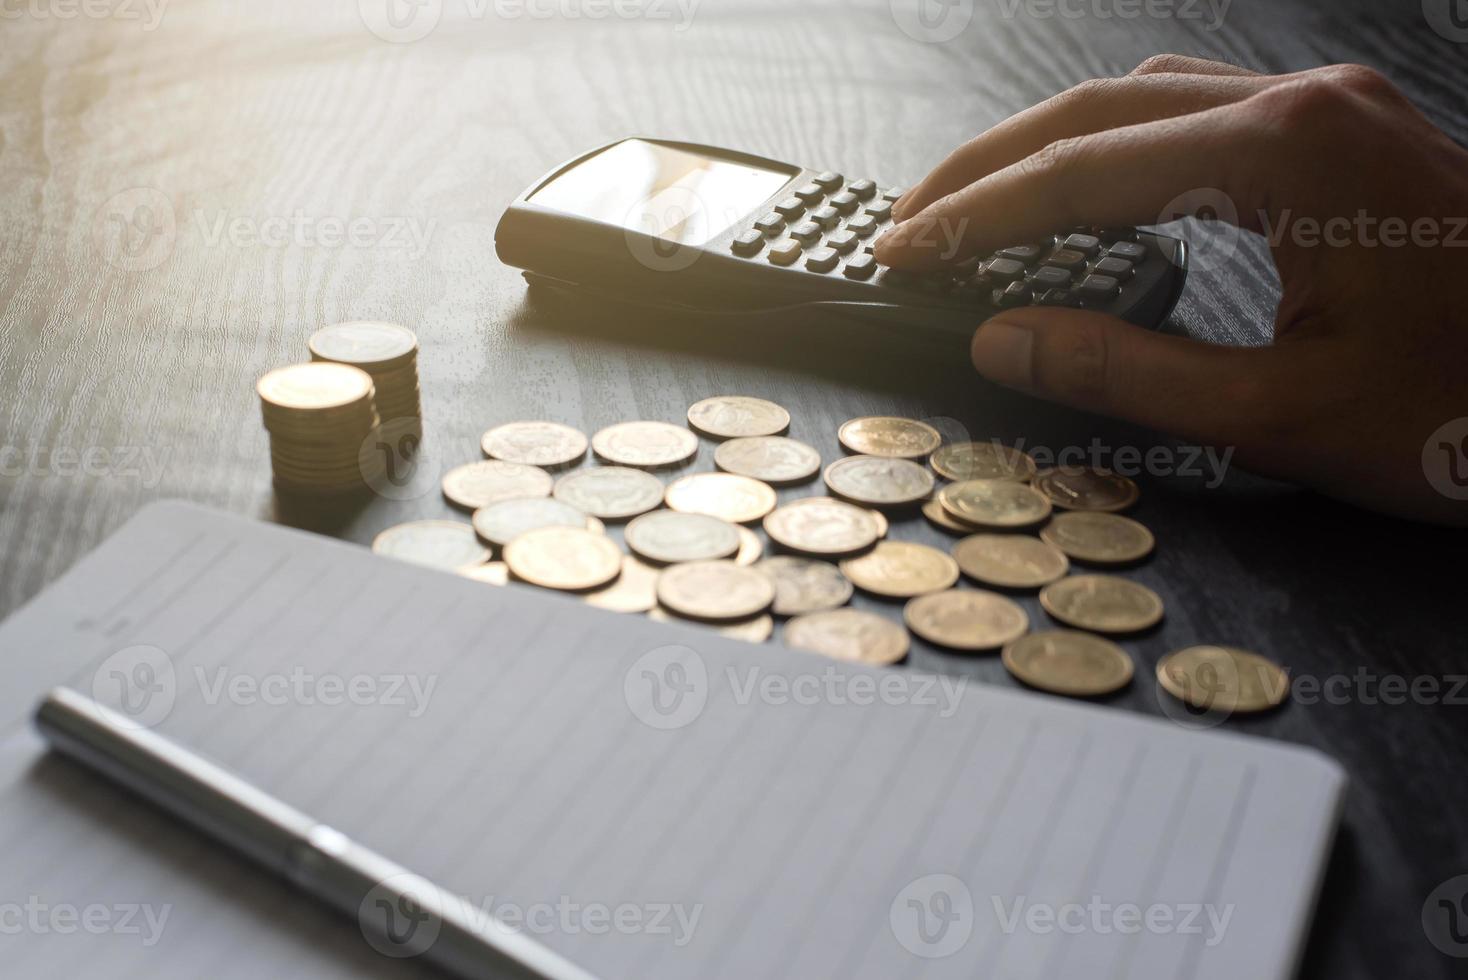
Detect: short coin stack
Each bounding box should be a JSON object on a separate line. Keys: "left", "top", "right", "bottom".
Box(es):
{"left": 257, "top": 362, "right": 382, "bottom": 494}
{"left": 308, "top": 321, "right": 422, "bottom": 428}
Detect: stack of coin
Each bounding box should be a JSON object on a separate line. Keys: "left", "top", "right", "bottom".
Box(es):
{"left": 258, "top": 362, "right": 381, "bottom": 495}
{"left": 308, "top": 321, "right": 422, "bottom": 427}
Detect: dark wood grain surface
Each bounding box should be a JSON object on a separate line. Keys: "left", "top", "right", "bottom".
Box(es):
{"left": 2, "top": 1, "right": 1465, "bottom": 977}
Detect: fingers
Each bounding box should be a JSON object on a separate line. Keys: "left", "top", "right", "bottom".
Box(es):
{"left": 1128, "top": 54, "right": 1260, "bottom": 77}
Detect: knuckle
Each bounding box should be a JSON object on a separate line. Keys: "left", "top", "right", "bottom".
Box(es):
{"left": 1324, "top": 63, "right": 1396, "bottom": 99}
{"left": 1250, "top": 77, "right": 1355, "bottom": 133}
{"left": 1055, "top": 76, "right": 1122, "bottom": 113}
{"left": 1132, "top": 53, "right": 1194, "bottom": 76}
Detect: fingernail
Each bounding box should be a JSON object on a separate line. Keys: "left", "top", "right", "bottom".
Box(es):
{"left": 971, "top": 319, "right": 1035, "bottom": 391}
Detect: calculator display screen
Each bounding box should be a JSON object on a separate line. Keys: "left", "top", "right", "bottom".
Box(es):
{"left": 529, "top": 139, "right": 796, "bottom": 245}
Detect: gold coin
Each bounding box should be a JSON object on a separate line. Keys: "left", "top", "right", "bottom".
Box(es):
{"left": 648, "top": 607, "right": 774, "bottom": 643}
{"left": 1039, "top": 512, "right": 1155, "bottom": 565}
{"left": 665, "top": 473, "right": 777, "bottom": 524}
{"left": 783, "top": 609, "right": 909, "bottom": 666}
{"left": 308, "top": 321, "right": 417, "bottom": 370}
{"left": 686, "top": 396, "right": 790, "bottom": 439}
{"left": 503, "top": 526, "right": 622, "bottom": 591}
{"left": 929, "top": 441, "right": 1037, "bottom": 482}
{"left": 714, "top": 436, "right": 821, "bottom": 485}
{"left": 869, "top": 507, "right": 890, "bottom": 538}
{"left": 903, "top": 589, "right": 1029, "bottom": 651}
{"left": 471, "top": 497, "right": 593, "bottom": 548}
{"left": 734, "top": 526, "right": 764, "bottom": 566}
{"left": 655, "top": 560, "right": 775, "bottom": 621}
{"left": 938, "top": 479, "right": 1051, "bottom": 528}
{"left": 1039, "top": 574, "right": 1164, "bottom": 634}
{"left": 922, "top": 498, "right": 978, "bottom": 535}
{"left": 1003, "top": 631, "right": 1135, "bottom": 697}
{"left": 258, "top": 362, "right": 374, "bottom": 413}
{"left": 480, "top": 421, "right": 588, "bottom": 468}
{"left": 839, "top": 541, "right": 959, "bottom": 599}
{"left": 625, "top": 511, "right": 741, "bottom": 564}
{"left": 824, "top": 455, "right": 934, "bottom": 508}
{"left": 584, "top": 556, "right": 661, "bottom": 614}
{"left": 458, "top": 562, "right": 510, "bottom": 586}
{"left": 441, "top": 460, "right": 553, "bottom": 511}
{"left": 372, "top": 520, "right": 489, "bottom": 571}
{"left": 755, "top": 556, "right": 853, "bottom": 616}
{"left": 763, "top": 497, "right": 880, "bottom": 557}
{"left": 1033, "top": 466, "right": 1140, "bottom": 512}
{"left": 591, "top": 421, "right": 698, "bottom": 468}
{"left": 952, "top": 534, "right": 1069, "bottom": 589}
{"left": 552, "top": 467, "right": 665, "bottom": 521}
{"left": 1157, "top": 646, "right": 1289, "bottom": 714}
{"left": 838, "top": 416, "right": 941, "bottom": 458}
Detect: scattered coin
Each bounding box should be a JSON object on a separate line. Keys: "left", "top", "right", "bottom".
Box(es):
{"left": 1040, "top": 512, "right": 1155, "bottom": 565}
{"left": 1003, "top": 631, "right": 1135, "bottom": 697}
{"left": 372, "top": 520, "right": 489, "bottom": 571}
{"left": 649, "top": 606, "right": 775, "bottom": 642}
{"left": 868, "top": 507, "right": 890, "bottom": 538}
{"left": 591, "top": 421, "right": 698, "bottom": 468}
{"left": 471, "top": 497, "right": 594, "bottom": 548}
{"left": 952, "top": 534, "right": 1070, "bottom": 589}
{"left": 686, "top": 396, "right": 790, "bottom": 439}
{"left": 904, "top": 589, "right": 1029, "bottom": 651}
{"left": 755, "top": 556, "right": 853, "bottom": 616}
{"left": 458, "top": 562, "right": 510, "bottom": 586}
{"left": 922, "top": 498, "right": 979, "bottom": 535}
{"left": 734, "top": 526, "right": 764, "bottom": 566}
{"left": 929, "top": 441, "right": 1038, "bottom": 482}
{"left": 1157, "top": 646, "right": 1289, "bottom": 714}
{"left": 480, "top": 421, "right": 588, "bottom": 468}
{"left": 763, "top": 497, "right": 881, "bottom": 557}
{"left": 665, "top": 472, "right": 778, "bottom": 524}
{"left": 552, "top": 467, "right": 665, "bottom": 521}
{"left": 938, "top": 479, "right": 1052, "bottom": 528}
{"left": 839, "top": 541, "right": 960, "bottom": 599}
{"left": 583, "top": 556, "right": 661, "bottom": 614}
{"left": 503, "top": 526, "right": 622, "bottom": 591}
{"left": 625, "top": 511, "right": 741, "bottom": 564}
{"left": 655, "top": 560, "right": 775, "bottom": 621}
{"left": 441, "top": 460, "right": 553, "bottom": 511}
{"left": 1033, "top": 466, "right": 1140, "bottom": 512}
{"left": 1039, "top": 575, "right": 1164, "bottom": 633}
{"left": 838, "top": 416, "right": 942, "bottom": 458}
{"left": 714, "top": 436, "right": 821, "bottom": 485}
{"left": 783, "top": 609, "right": 909, "bottom": 666}
{"left": 824, "top": 455, "right": 934, "bottom": 508}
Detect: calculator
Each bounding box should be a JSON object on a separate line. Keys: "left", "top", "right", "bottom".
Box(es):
{"left": 495, "top": 138, "right": 1188, "bottom": 332}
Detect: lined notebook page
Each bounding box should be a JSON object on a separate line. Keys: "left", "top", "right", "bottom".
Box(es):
{"left": 0, "top": 502, "right": 1344, "bottom": 979}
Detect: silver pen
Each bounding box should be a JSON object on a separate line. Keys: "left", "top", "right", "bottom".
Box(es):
{"left": 34, "top": 686, "right": 599, "bottom": 980}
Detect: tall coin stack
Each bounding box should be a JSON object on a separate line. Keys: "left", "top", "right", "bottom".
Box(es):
{"left": 308, "top": 321, "right": 421, "bottom": 429}
{"left": 257, "top": 362, "right": 382, "bottom": 495}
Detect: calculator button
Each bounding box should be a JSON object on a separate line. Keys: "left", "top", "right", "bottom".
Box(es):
{"left": 828, "top": 191, "right": 860, "bottom": 215}
{"left": 1037, "top": 288, "right": 1078, "bottom": 307}
{"left": 864, "top": 200, "right": 893, "bottom": 222}
{"left": 1028, "top": 265, "right": 1073, "bottom": 290}
{"left": 986, "top": 257, "right": 1027, "bottom": 284}
{"left": 813, "top": 171, "right": 843, "bottom": 190}
{"left": 1106, "top": 241, "right": 1147, "bottom": 264}
{"left": 954, "top": 255, "right": 984, "bottom": 278}
{"left": 1076, "top": 274, "right": 1121, "bottom": 303}
{"left": 753, "top": 213, "right": 784, "bottom": 236}
{"left": 846, "top": 214, "right": 878, "bottom": 238}
{"left": 768, "top": 240, "right": 803, "bottom": 266}
{"left": 882, "top": 186, "right": 906, "bottom": 201}
{"left": 805, "top": 247, "right": 839, "bottom": 273}
{"left": 788, "top": 220, "right": 822, "bottom": 245}
{"left": 730, "top": 229, "right": 765, "bottom": 257}
{"left": 794, "top": 183, "right": 825, "bottom": 205}
{"left": 774, "top": 197, "right": 805, "bottom": 219}
{"left": 809, "top": 205, "right": 841, "bottom": 230}
{"left": 1044, "top": 248, "right": 1087, "bottom": 272}
{"left": 1063, "top": 233, "right": 1102, "bottom": 256}
{"left": 997, "top": 244, "right": 1042, "bottom": 264}
{"left": 1092, "top": 256, "right": 1134, "bottom": 280}
{"left": 826, "top": 229, "right": 859, "bottom": 255}
{"left": 996, "top": 281, "right": 1032, "bottom": 309}
{"left": 843, "top": 253, "right": 878, "bottom": 279}
{"left": 846, "top": 178, "right": 877, "bottom": 201}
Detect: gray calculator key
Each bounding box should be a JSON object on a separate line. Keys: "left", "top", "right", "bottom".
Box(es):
{"left": 846, "top": 214, "right": 878, "bottom": 238}
{"left": 1107, "top": 241, "right": 1147, "bottom": 264}
{"left": 1044, "top": 248, "right": 1087, "bottom": 271}
{"left": 788, "top": 220, "right": 822, "bottom": 245}
{"left": 1076, "top": 274, "right": 1121, "bottom": 302}
{"left": 774, "top": 197, "right": 805, "bottom": 219}
{"left": 847, "top": 178, "right": 877, "bottom": 201}
{"left": 794, "top": 183, "right": 825, "bottom": 204}
{"left": 809, "top": 205, "right": 841, "bottom": 230}
{"left": 829, "top": 191, "right": 860, "bottom": 215}
{"left": 805, "top": 247, "right": 839, "bottom": 273}
{"left": 996, "top": 280, "right": 1032, "bottom": 309}
{"left": 753, "top": 213, "right": 784, "bottom": 236}
{"left": 986, "top": 258, "right": 1027, "bottom": 283}
{"left": 881, "top": 186, "right": 906, "bottom": 201}
{"left": 864, "top": 200, "right": 893, "bottom": 222}
{"left": 731, "top": 229, "right": 765, "bottom": 257}
{"left": 813, "top": 171, "right": 843, "bottom": 190}
{"left": 1063, "top": 233, "right": 1101, "bottom": 255}
{"left": 1093, "top": 256, "right": 1134, "bottom": 279}
{"left": 826, "top": 229, "right": 859, "bottom": 254}
{"left": 1029, "top": 265, "right": 1073, "bottom": 290}
{"left": 768, "top": 240, "right": 803, "bottom": 266}
{"left": 844, "top": 253, "right": 878, "bottom": 279}
{"left": 998, "top": 245, "right": 1042, "bottom": 264}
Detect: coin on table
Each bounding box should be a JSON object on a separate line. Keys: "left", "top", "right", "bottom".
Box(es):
{"left": 665, "top": 472, "right": 778, "bottom": 524}
{"left": 923, "top": 498, "right": 979, "bottom": 535}
{"left": 655, "top": 560, "right": 775, "bottom": 621}
{"left": 308, "top": 321, "right": 417, "bottom": 370}
{"left": 583, "top": 556, "right": 661, "bottom": 614}
{"left": 952, "top": 534, "right": 1069, "bottom": 589}
{"left": 838, "top": 416, "right": 942, "bottom": 459}
{"left": 1157, "top": 645, "right": 1289, "bottom": 714}
{"left": 903, "top": 589, "right": 1029, "bottom": 651}
{"left": 648, "top": 606, "right": 774, "bottom": 642}
{"left": 734, "top": 526, "right": 763, "bottom": 566}
{"left": 868, "top": 507, "right": 890, "bottom": 538}
{"left": 552, "top": 466, "right": 665, "bottom": 521}
{"left": 591, "top": 421, "right": 698, "bottom": 468}
{"left": 783, "top": 608, "right": 909, "bottom": 666}
{"left": 471, "top": 497, "right": 593, "bottom": 548}
{"left": 1032, "top": 466, "right": 1140, "bottom": 512}
{"left": 1039, "top": 574, "right": 1164, "bottom": 633}
{"left": 938, "top": 479, "right": 1051, "bottom": 528}
{"left": 480, "top": 421, "right": 588, "bottom": 468}
{"left": 824, "top": 455, "right": 934, "bottom": 508}
{"left": 503, "top": 526, "right": 623, "bottom": 591}
{"left": 1040, "top": 512, "right": 1155, "bottom": 565}
{"left": 929, "top": 440, "right": 1038, "bottom": 482}
{"left": 755, "top": 556, "right": 853, "bottom": 616}
{"left": 714, "top": 436, "right": 821, "bottom": 485}
{"left": 1003, "top": 631, "right": 1135, "bottom": 697}
{"left": 763, "top": 496, "right": 881, "bottom": 557}
{"left": 441, "top": 460, "right": 553, "bottom": 511}
{"left": 686, "top": 396, "right": 790, "bottom": 439}
{"left": 839, "top": 541, "right": 959, "bottom": 599}
{"left": 625, "top": 510, "right": 741, "bottom": 564}
{"left": 258, "top": 362, "right": 374, "bottom": 414}
{"left": 372, "top": 520, "right": 489, "bottom": 571}
{"left": 458, "top": 561, "right": 510, "bottom": 586}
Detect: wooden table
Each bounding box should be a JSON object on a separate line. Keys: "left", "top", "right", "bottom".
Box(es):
{"left": 2, "top": 1, "right": 1464, "bottom": 976}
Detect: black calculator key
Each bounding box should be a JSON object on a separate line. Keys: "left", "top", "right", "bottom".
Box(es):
{"left": 986, "top": 257, "right": 1027, "bottom": 284}
{"left": 1036, "top": 288, "right": 1078, "bottom": 307}
{"left": 1106, "top": 241, "right": 1147, "bottom": 264}
{"left": 809, "top": 205, "right": 841, "bottom": 230}
{"left": 954, "top": 254, "right": 984, "bottom": 278}
{"left": 1044, "top": 248, "right": 1087, "bottom": 271}
{"left": 882, "top": 186, "right": 907, "bottom": 201}
{"left": 774, "top": 197, "right": 805, "bottom": 219}
{"left": 828, "top": 191, "right": 860, "bottom": 215}
{"left": 730, "top": 229, "right": 764, "bottom": 257}
{"left": 1092, "top": 256, "right": 1134, "bottom": 280}
{"left": 1029, "top": 265, "right": 1073, "bottom": 290}
{"left": 813, "top": 171, "right": 843, "bottom": 190}
{"left": 864, "top": 200, "right": 893, "bottom": 222}
{"left": 1063, "top": 233, "right": 1101, "bottom": 256}
{"left": 847, "top": 178, "right": 877, "bottom": 200}
{"left": 1076, "top": 274, "right": 1121, "bottom": 303}
{"left": 768, "top": 240, "right": 802, "bottom": 266}
{"left": 846, "top": 214, "right": 878, "bottom": 238}
{"left": 805, "top": 247, "right": 839, "bottom": 273}
{"left": 794, "top": 183, "right": 825, "bottom": 205}
{"left": 996, "top": 281, "right": 1032, "bottom": 309}
{"left": 998, "top": 244, "right": 1042, "bottom": 264}
{"left": 844, "top": 253, "right": 878, "bottom": 279}
{"left": 753, "top": 213, "right": 784, "bottom": 236}
{"left": 788, "top": 221, "right": 822, "bottom": 245}
{"left": 826, "top": 229, "right": 859, "bottom": 255}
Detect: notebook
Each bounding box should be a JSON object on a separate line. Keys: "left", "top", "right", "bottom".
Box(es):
{"left": 0, "top": 501, "right": 1345, "bottom": 978}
